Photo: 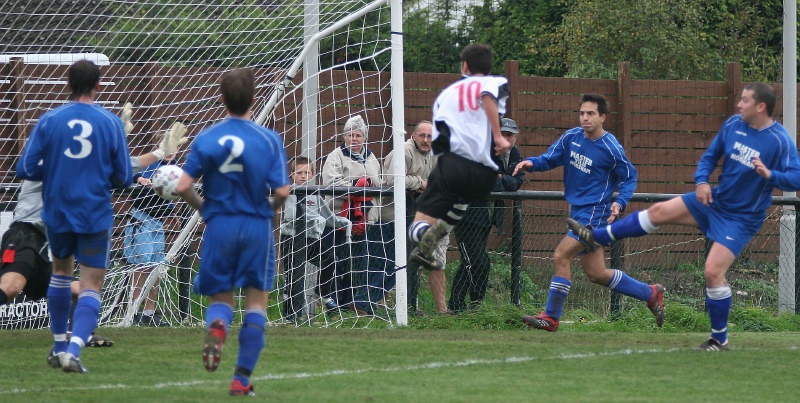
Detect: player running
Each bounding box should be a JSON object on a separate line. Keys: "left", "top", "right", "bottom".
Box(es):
{"left": 568, "top": 83, "right": 800, "bottom": 350}
{"left": 177, "top": 68, "right": 289, "bottom": 396}
{"left": 513, "top": 94, "right": 664, "bottom": 332}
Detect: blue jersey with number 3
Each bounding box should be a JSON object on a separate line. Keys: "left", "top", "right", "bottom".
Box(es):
{"left": 16, "top": 102, "right": 132, "bottom": 233}
{"left": 182, "top": 117, "right": 288, "bottom": 222}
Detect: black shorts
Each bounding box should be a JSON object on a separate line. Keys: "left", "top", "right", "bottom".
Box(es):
{"left": 1, "top": 222, "right": 51, "bottom": 301}
{"left": 415, "top": 152, "right": 497, "bottom": 219}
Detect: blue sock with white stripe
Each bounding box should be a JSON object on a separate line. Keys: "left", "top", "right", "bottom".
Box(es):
{"left": 606, "top": 269, "right": 652, "bottom": 302}
{"left": 47, "top": 274, "right": 73, "bottom": 353}
{"left": 594, "top": 210, "right": 658, "bottom": 246}
{"left": 544, "top": 276, "right": 571, "bottom": 320}
{"left": 234, "top": 310, "right": 267, "bottom": 387}
{"left": 706, "top": 286, "right": 732, "bottom": 345}
{"left": 67, "top": 290, "right": 101, "bottom": 358}
{"left": 206, "top": 302, "right": 234, "bottom": 330}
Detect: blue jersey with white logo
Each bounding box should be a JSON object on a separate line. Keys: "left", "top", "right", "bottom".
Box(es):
{"left": 16, "top": 102, "right": 132, "bottom": 233}
{"left": 524, "top": 127, "right": 637, "bottom": 211}
{"left": 695, "top": 115, "right": 800, "bottom": 215}
{"left": 182, "top": 117, "right": 288, "bottom": 222}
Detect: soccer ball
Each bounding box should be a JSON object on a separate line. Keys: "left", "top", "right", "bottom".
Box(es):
{"left": 150, "top": 165, "right": 184, "bottom": 201}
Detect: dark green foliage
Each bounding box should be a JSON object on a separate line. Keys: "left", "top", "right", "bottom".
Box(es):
{"left": 404, "top": 0, "right": 790, "bottom": 81}
{"left": 92, "top": 0, "right": 302, "bottom": 67}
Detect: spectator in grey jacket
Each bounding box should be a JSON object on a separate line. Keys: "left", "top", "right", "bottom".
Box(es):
{"left": 279, "top": 157, "right": 350, "bottom": 323}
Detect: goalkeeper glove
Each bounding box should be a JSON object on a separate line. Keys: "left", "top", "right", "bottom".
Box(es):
{"left": 152, "top": 122, "right": 189, "bottom": 160}
{"left": 120, "top": 102, "right": 134, "bottom": 135}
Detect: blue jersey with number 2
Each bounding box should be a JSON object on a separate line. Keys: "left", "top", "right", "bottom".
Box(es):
{"left": 182, "top": 117, "right": 288, "bottom": 222}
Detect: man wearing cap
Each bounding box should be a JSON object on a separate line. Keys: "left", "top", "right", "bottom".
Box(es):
{"left": 448, "top": 117, "right": 524, "bottom": 312}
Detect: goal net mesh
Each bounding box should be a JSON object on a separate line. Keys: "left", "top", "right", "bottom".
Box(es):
{"left": 0, "top": 0, "right": 399, "bottom": 328}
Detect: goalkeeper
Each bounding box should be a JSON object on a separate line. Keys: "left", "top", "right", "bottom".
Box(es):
{"left": 0, "top": 103, "right": 187, "bottom": 346}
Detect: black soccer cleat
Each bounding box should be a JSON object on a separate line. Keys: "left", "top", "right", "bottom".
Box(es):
{"left": 47, "top": 348, "right": 64, "bottom": 369}
{"left": 698, "top": 338, "right": 729, "bottom": 352}
{"left": 86, "top": 333, "right": 115, "bottom": 347}
{"left": 566, "top": 218, "right": 601, "bottom": 251}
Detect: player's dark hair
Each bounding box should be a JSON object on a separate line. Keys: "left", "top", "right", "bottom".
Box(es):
{"left": 67, "top": 60, "right": 101, "bottom": 99}
{"left": 744, "top": 83, "right": 776, "bottom": 117}
{"left": 292, "top": 156, "right": 313, "bottom": 172}
{"left": 461, "top": 44, "right": 494, "bottom": 75}
{"left": 220, "top": 68, "right": 255, "bottom": 115}
{"left": 580, "top": 93, "right": 610, "bottom": 116}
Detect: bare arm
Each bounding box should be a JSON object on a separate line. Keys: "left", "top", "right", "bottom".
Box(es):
{"left": 483, "top": 94, "right": 510, "bottom": 155}
{"left": 271, "top": 185, "right": 291, "bottom": 211}
{"left": 176, "top": 173, "right": 203, "bottom": 211}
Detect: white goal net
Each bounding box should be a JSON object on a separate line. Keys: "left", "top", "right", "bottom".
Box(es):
{"left": 0, "top": 0, "right": 406, "bottom": 328}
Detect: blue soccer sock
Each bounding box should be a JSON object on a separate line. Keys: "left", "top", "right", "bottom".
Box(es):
{"left": 706, "top": 286, "right": 732, "bottom": 344}
{"left": 544, "top": 276, "right": 571, "bottom": 320}
{"left": 67, "top": 290, "right": 101, "bottom": 358}
{"left": 606, "top": 269, "right": 652, "bottom": 302}
{"left": 47, "top": 274, "right": 73, "bottom": 353}
{"left": 206, "top": 302, "right": 234, "bottom": 330}
{"left": 234, "top": 310, "right": 267, "bottom": 386}
{"left": 593, "top": 210, "right": 658, "bottom": 246}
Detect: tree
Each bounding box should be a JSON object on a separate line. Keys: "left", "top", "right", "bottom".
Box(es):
{"left": 403, "top": 0, "right": 470, "bottom": 73}
{"left": 91, "top": 0, "right": 303, "bottom": 67}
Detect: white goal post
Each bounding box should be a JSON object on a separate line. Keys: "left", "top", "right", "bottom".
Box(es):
{"left": 1, "top": 0, "right": 409, "bottom": 328}
{"left": 101, "top": 0, "right": 411, "bottom": 328}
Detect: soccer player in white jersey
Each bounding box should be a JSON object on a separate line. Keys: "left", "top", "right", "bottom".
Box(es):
{"left": 569, "top": 84, "right": 800, "bottom": 350}
{"left": 513, "top": 94, "right": 665, "bottom": 332}
{"left": 16, "top": 60, "right": 133, "bottom": 373}
{"left": 408, "top": 44, "right": 512, "bottom": 270}
{"left": 177, "top": 68, "right": 290, "bottom": 396}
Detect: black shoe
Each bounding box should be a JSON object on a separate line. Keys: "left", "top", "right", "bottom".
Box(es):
{"left": 566, "top": 218, "right": 601, "bottom": 251}
{"left": 698, "top": 338, "right": 729, "bottom": 351}
{"left": 47, "top": 348, "right": 64, "bottom": 368}
{"left": 409, "top": 246, "right": 444, "bottom": 271}
{"left": 86, "top": 333, "right": 114, "bottom": 347}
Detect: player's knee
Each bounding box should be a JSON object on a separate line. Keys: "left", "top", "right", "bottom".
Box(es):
{"left": 1, "top": 285, "right": 23, "bottom": 300}
{"left": 0, "top": 275, "right": 26, "bottom": 299}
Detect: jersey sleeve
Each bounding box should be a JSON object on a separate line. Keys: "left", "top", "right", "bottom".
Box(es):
{"left": 611, "top": 147, "right": 637, "bottom": 211}
{"left": 182, "top": 138, "right": 204, "bottom": 180}
{"left": 16, "top": 118, "right": 47, "bottom": 181}
{"left": 695, "top": 119, "right": 731, "bottom": 186}
{"left": 526, "top": 132, "right": 569, "bottom": 172}
{"left": 110, "top": 120, "right": 133, "bottom": 189}
{"left": 266, "top": 133, "right": 289, "bottom": 190}
{"left": 768, "top": 133, "right": 800, "bottom": 191}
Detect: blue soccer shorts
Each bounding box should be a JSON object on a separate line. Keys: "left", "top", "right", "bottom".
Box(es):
{"left": 193, "top": 215, "right": 276, "bottom": 296}
{"left": 47, "top": 228, "right": 111, "bottom": 269}
{"left": 566, "top": 203, "right": 614, "bottom": 246}
{"left": 123, "top": 209, "right": 166, "bottom": 266}
{"left": 681, "top": 192, "right": 763, "bottom": 257}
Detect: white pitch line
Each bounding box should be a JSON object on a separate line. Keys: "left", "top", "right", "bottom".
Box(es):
{"left": 0, "top": 347, "right": 683, "bottom": 395}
